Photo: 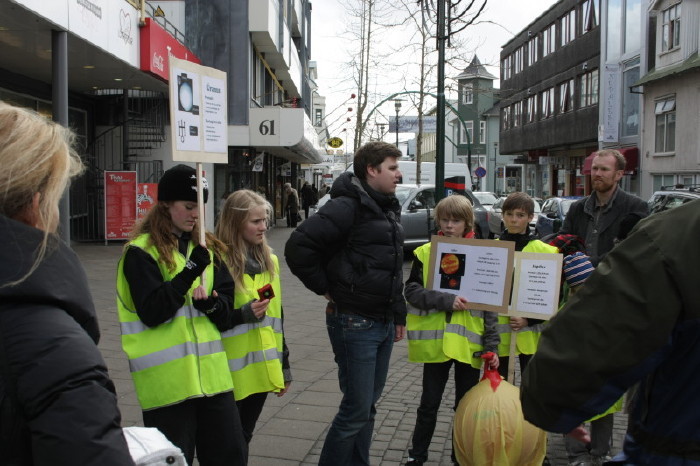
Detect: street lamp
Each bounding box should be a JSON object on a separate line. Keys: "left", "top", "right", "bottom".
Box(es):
{"left": 378, "top": 123, "right": 386, "bottom": 141}
{"left": 394, "top": 99, "right": 402, "bottom": 148}
{"left": 493, "top": 141, "right": 498, "bottom": 193}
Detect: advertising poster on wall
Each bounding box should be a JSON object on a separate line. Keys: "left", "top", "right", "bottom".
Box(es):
{"left": 169, "top": 55, "right": 228, "bottom": 164}
{"left": 137, "top": 183, "right": 158, "bottom": 220}
{"left": 104, "top": 171, "right": 137, "bottom": 241}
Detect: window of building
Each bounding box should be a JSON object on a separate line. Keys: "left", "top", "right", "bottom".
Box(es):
{"left": 582, "top": 0, "right": 599, "bottom": 33}
{"left": 479, "top": 121, "right": 486, "bottom": 143}
{"left": 315, "top": 108, "right": 323, "bottom": 126}
{"left": 662, "top": 3, "right": 681, "bottom": 51}
{"left": 542, "top": 23, "right": 556, "bottom": 57}
{"left": 513, "top": 46, "right": 524, "bottom": 74}
{"left": 463, "top": 83, "right": 473, "bottom": 104}
{"left": 502, "top": 107, "right": 511, "bottom": 130}
{"left": 622, "top": 60, "right": 640, "bottom": 137}
{"left": 541, "top": 88, "right": 555, "bottom": 119}
{"left": 607, "top": 0, "right": 622, "bottom": 60}
{"left": 561, "top": 9, "right": 576, "bottom": 46}
{"left": 513, "top": 101, "right": 522, "bottom": 127}
{"left": 251, "top": 48, "right": 263, "bottom": 106}
{"left": 624, "top": 0, "right": 642, "bottom": 53}
{"left": 654, "top": 96, "right": 676, "bottom": 153}
{"left": 526, "top": 95, "right": 537, "bottom": 123}
{"left": 502, "top": 55, "right": 512, "bottom": 80}
{"left": 559, "top": 79, "right": 575, "bottom": 113}
{"left": 580, "top": 69, "right": 599, "bottom": 107}
{"left": 528, "top": 36, "right": 539, "bottom": 65}
{"left": 462, "top": 120, "right": 474, "bottom": 144}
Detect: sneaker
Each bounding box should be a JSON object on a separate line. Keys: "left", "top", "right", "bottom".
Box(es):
{"left": 406, "top": 458, "right": 424, "bottom": 466}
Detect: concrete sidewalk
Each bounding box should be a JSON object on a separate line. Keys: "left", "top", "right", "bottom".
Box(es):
{"left": 75, "top": 222, "right": 628, "bottom": 465}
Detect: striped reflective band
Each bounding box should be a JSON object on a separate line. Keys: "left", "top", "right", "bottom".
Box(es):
{"left": 220, "top": 315, "right": 282, "bottom": 338}
{"left": 228, "top": 347, "right": 281, "bottom": 372}
{"left": 407, "top": 303, "right": 440, "bottom": 316}
{"left": 129, "top": 339, "right": 225, "bottom": 373}
{"left": 444, "top": 323, "right": 482, "bottom": 343}
{"left": 496, "top": 322, "right": 512, "bottom": 334}
{"left": 407, "top": 329, "right": 443, "bottom": 340}
{"left": 121, "top": 306, "right": 190, "bottom": 335}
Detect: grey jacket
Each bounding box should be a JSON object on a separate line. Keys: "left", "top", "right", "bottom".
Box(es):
{"left": 558, "top": 187, "right": 648, "bottom": 265}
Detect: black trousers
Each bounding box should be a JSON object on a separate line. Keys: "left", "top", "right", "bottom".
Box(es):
{"left": 142, "top": 392, "right": 248, "bottom": 466}
{"left": 409, "top": 360, "right": 481, "bottom": 462}
{"left": 236, "top": 392, "right": 269, "bottom": 443}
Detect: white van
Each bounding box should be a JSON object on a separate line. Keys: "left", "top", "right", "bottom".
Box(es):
{"left": 346, "top": 160, "right": 471, "bottom": 186}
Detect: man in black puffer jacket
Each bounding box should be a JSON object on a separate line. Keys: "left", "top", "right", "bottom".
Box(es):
{"left": 285, "top": 141, "right": 406, "bottom": 466}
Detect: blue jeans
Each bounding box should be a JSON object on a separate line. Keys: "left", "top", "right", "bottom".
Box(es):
{"left": 319, "top": 311, "right": 395, "bottom": 466}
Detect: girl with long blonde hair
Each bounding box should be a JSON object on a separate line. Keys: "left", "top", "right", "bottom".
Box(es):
{"left": 215, "top": 189, "right": 291, "bottom": 444}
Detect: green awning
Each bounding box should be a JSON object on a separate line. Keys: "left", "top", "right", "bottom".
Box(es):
{"left": 634, "top": 52, "right": 700, "bottom": 86}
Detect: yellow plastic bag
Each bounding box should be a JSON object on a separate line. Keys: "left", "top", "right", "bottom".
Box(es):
{"left": 453, "top": 364, "right": 547, "bottom": 465}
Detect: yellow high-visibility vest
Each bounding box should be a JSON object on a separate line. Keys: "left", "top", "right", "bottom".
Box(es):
{"left": 497, "top": 240, "right": 559, "bottom": 356}
{"left": 407, "top": 243, "right": 487, "bottom": 368}
{"left": 116, "top": 234, "right": 233, "bottom": 410}
{"left": 221, "top": 255, "right": 285, "bottom": 400}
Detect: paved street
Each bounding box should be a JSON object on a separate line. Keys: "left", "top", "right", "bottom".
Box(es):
{"left": 75, "top": 221, "right": 628, "bottom": 465}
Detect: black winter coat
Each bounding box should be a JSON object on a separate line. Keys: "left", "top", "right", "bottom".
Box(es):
{"left": 285, "top": 172, "right": 407, "bottom": 324}
{"left": 0, "top": 215, "right": 134, "bottom": 466}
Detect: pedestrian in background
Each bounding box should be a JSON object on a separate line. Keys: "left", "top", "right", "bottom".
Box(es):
{"left": 284, "top": 182, "right": 300, "bottom": 227}
{"left": 300, "top": 181, "right": 316, "bottom": 219}
{"left": 285, "top": 141, "right": 406, "bottom": 466}
{"left": 556, "top": 149, "right": 648, "bottom": 463}
{"left": 116, "top": 164, "right": 247, "bottom": 465}
{"left": 215, "top": 189, "right": 292, "bottom": 444}
{"left": 0, "top": 102, "right": 134, "bottom": 465}
{"left": 404, "top": 194, "right": 499, "bottom": 466}
{"left": 495, "top": 192, "right": 559, "bottom": 376}
{"left": 521, "top": 197, "right": 700, "bottom": 465}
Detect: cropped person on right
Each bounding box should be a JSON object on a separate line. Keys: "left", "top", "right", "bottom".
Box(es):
{"left": 521, "top": 197, "right": 700, "bottom": 465}
{"left": 404, "top": 194, "right": 499, "bottom": 466}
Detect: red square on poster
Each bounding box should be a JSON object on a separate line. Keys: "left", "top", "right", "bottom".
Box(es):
{"left": 104, "top": 171, "right": 137, "bottom": 240}
{"left": 137, "top": 183, "right": 158, "bottom": 220}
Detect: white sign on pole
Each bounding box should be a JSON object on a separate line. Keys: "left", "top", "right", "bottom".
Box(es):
{"left": 169, "top": 55, "right": 228, "bottom": 163}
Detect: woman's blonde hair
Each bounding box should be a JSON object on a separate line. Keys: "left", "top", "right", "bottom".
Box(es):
{"left": 434, "top": 194, "right": 474, "bottom": 234}
{"left": 0, "top": 102, "right": 84, "bottom": 286}
{"left": 215, "top": 189, "right": 275, "bottom": 290}
{"left": 130, "top": 202, "right": 225, "bottom": 273}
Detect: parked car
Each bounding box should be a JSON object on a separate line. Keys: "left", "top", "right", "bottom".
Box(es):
{"left": 534, "top": 196, "right": 582, "bottom": 238}
{"left": 648, "top": 185, "right": 700, "bottom": 214}
{"left": 473, "top": 191, "right": 500, "bottom": 212}
{"left": 396, "top": 184, "right": 490, "bottom": 249}
{"left": 488, "top": 196, "right": 541, "bottom": 238}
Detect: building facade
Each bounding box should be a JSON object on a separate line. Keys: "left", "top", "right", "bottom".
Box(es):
{"left": 499, "top": 0, "right": 603, "bottom": 198}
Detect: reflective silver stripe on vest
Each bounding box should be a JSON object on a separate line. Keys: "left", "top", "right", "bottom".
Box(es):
{"left": 121, "top": 306, "right": 191, "bottom": 335}
{"left": 496, "top": 322, "right": 512, "bottom": 334}
{"left": 228, "top": 347, "right": 282, "bottom": 372}
{"left": 407, "top": 329, "right": 444, "bottom": 341}
{"left": 407, "top": 302, "right": 443, "bottom": 317}
{"left": 220, "top": 315, "right": 282, "bottom": 338}
{"left": 128, "top": 339, "right": 225, "bottom": 373}
{"left": 445, "top": 323, "right": 483, "bottom": 345}
{"left": 522, "top": 322, "right": 546, "bottom": 333}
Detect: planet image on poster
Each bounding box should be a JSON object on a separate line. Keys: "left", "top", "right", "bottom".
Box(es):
{"left": 441, "top": 254, "right": 460, "bottom": 274}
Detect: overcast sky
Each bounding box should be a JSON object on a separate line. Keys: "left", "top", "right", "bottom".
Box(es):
{"left": 310, "top": 0, "right": 558, "bottom": 140}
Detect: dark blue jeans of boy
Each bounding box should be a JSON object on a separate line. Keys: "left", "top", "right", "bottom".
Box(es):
{"left": 318, "top": 310, "right": 395, "bottom": 466}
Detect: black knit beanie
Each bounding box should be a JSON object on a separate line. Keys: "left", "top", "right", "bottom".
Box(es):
{"left": 158, "top": 164, "right": 208, "bottom": 203}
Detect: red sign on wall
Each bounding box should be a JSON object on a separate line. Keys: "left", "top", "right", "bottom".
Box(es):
{"left": 140, "top": 17, "right": 201, "bottom": 82}
{"left": 105, "top": 171, "right": 137, "bottom": 240}
{"left": 137, "top": 183, "right": 158, "bottom": 220}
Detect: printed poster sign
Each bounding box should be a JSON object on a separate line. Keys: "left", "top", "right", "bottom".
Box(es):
{"left": 426, "top": 236, "right": 515, "bottom": 314}
{"left": 510, "top": 251, "right": 562, "bottom": 319}
{"left": 136, "top": 183, "right": 158, "bottom": 220}
{"left": 169, "top": 55, "right": 228, "bottom": 163}
{"left": 104, "top": 171, "right": 137, "bottom": 240}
